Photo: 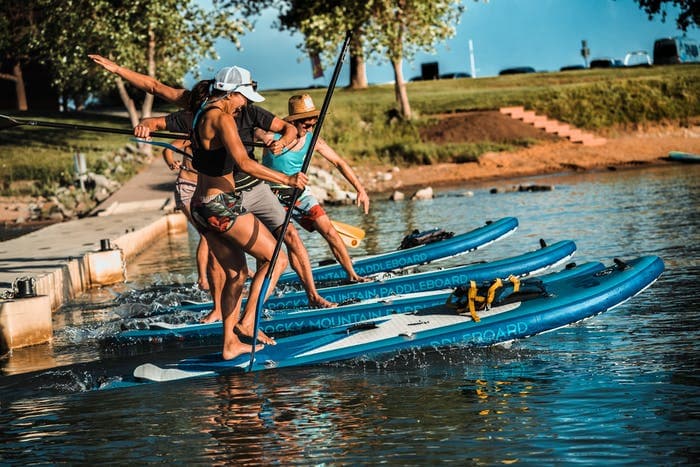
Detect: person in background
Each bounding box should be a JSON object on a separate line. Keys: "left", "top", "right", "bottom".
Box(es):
{"left": 161, "top": 139, "right": 212, "bottom": 290}
{"left": 89, "top": 54, "right": 336, "bottom": 315}
{"left": 258, "top": 94, "right": 370, "bottom": 283}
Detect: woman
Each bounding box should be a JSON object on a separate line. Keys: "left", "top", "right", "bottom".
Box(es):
{"left": 187, "top": 67, "right": 308, "bottom": 360}
{"left": 259, "top": 94, "right": 371, "bottom": 283}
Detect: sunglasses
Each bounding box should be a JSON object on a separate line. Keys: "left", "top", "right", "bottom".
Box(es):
{"left": 300, "top": 117, "right": 317, "bottom": 129}
{"left": 233, "top": 81, "right": 258, "bottom": 91}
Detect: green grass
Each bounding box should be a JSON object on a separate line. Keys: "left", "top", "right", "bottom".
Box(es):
{"left": 1, "top": 64, "right": 698, "bottom": 194}
{"left": 0, "top": 112, "right": 144, "bottom": 195}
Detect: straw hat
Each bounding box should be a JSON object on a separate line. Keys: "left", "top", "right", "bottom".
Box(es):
{"left": 285, "top": 94, "right": 320, "bottom": 121}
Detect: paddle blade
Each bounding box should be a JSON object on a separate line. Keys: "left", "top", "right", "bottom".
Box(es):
{"left": 331, "top": 220, "right": 365, "bottom": 241}
{"left": 337, "top": 231, "right": 361, "bottom": 248}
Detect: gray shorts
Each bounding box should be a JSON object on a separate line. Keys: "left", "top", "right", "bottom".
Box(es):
{"left": 175, "top": 179, "right": 197, "bottom": 210}
{"left": 239, "top": 182, "right": 286, "bottom": 232}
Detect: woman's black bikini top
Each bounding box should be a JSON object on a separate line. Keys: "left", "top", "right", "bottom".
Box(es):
{"left": 191, "top": 107, "right": 235, "bottom": 177}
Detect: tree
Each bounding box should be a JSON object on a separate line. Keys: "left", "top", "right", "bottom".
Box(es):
{"left": 0, "top": 0, "right": 44, "bottom": 110}
{"left": 291, "top": 0, "right": 373, "bottom": 89}
{"left": 8, "top": 0, "right": 249, "bottom": 124}
{"left": 1, "top": 0, "right": 251, "bottom": 116}
{"left": 362, "top": 0, "right": 464, "bottom": 120}
{"left": 632, "top": 0, "right": 699, "bottom": 30}
{"left": 223, "top": 0, "right": 372, "bottom": 89}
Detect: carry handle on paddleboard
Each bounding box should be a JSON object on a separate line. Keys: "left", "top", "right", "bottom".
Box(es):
{"left": 249, "top": 30, "right": 353, "bottom": 370}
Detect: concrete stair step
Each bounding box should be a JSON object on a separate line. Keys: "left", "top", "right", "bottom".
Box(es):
{"left": 519, "top": 110, "right": 537, "bottom": 122}
{"left": 499, "top": 106, "right": 525, "bottom": 116}
{"left": 499, "top": 107, "right": 605, "bottom": 146}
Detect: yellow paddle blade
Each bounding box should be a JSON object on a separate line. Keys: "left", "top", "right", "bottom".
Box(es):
{"left": 331, "top": 220, "right": 365, "bottom": 241}
{"left": 337, "top": 231, "right": 361, "bottom": 248}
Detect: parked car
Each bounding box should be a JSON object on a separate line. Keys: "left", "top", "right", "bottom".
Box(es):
{"left": 590, "top": 58, "right": 624, "bottom": 68}
{"left": 560, "top": 64, "right": 586, "bottom": 71}
{"left": 439, "top": 72, "right": 471, "bottom": 79}
{"left": 498, "top": 66, "right": 536, "bottom": 75}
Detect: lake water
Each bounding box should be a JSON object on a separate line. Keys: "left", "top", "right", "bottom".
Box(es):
{"left": 1, "top": 163, "right": 698, "bottom": 464}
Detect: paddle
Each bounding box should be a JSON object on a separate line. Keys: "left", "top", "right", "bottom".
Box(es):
{"left": 248, "top": 30, "right": 353, "bottom": 370}
{"left": 331, "top": 220, "right": 365, "bottom": 248}
{"left": 0, "top": 114, "right": 187, "bottom": 139}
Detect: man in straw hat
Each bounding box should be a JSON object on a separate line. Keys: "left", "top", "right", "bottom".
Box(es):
{"left": 259, "top": 93, "right": 371, "bottom": 283}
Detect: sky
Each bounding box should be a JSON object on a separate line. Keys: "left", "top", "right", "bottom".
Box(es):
{"left": 190, "top": 0, "right": 696, "bottom": 90}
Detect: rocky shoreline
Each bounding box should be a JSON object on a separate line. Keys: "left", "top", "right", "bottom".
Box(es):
{"left": 2, "top": 123, "right": 699, "bottom": 240}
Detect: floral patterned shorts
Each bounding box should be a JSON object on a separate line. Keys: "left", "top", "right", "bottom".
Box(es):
{"left": 191, "top": 192, "right": 247, "bottom": 233}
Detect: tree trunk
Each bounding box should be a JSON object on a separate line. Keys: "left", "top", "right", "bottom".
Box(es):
{"left": 13, "top": 63, "right": 28, "bottom": 111}
{"left": 348, "top": 34, "right": 368, "bottom": 89}
{"left": 141, "top": 29, "right": 156, "bottom": 119}
{"left": 116, "top": 77, "right": 140, "bottom": 128}
{"left": 391, "top": 58, "right": 412, "bottom": 120}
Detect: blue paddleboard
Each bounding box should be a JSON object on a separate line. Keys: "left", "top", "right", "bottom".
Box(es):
{"left": 278, "top": 217, "right": 518, "bottom": 284}
{"left": 133, "top": 255, "right": 664, "bottom": 382}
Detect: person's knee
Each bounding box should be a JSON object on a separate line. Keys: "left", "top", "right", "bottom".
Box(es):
{"left": 282, "top": 225, "right": 302, "bottom": 248}
{"left": 226, "top": 267, "right": 248, "bottom": 287}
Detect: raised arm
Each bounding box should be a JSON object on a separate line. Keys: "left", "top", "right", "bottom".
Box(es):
{"left": 314, "top": 137, "right": 370, "bottom": 214}
{"left": 89, "top": 54, "right": 189, "bottom": 108}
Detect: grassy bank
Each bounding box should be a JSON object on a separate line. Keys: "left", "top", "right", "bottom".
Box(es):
{"left": 0, "top": 112, "right": 145, "bottom": 195}
{"left": 0, "top": 64, "right": 698, "bottom": 196}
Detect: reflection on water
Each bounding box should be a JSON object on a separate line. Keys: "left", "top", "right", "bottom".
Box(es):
{"left": 1, "top": 164, "right": 698, "bottom": 464}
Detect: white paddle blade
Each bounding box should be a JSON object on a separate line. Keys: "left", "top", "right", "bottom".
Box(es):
{"left": 133, "top": 363, "right": 214, "bottom": 382}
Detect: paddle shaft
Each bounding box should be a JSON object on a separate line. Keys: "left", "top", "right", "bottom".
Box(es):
{"left": 2, "top": 114, "right": 266, "bottom": 147}
{"left": 249, "top": 30, "right": 353, "bottom": 370}
{"left": 0, "top": 114, "right": 185, "bottom": 139}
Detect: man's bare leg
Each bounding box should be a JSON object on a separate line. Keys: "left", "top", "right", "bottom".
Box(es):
{"left": 280, "top": 224, "right": 336, "bottom": 308}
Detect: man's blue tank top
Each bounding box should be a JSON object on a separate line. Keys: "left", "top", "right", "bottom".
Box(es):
{"left": 262, "top": 132, "right": 313, "bottom": 175}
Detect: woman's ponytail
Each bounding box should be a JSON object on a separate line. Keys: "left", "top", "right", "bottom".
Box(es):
{"left": 187, "top": 79, "right": 215, "bottom": 113}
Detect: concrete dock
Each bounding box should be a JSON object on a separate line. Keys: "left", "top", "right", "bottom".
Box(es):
{"left": 0, "top": 157, "right": 187, "bottom": 352}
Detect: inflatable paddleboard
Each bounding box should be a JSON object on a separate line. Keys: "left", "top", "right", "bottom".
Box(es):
{"left": 133, "top": 255, "right": 663, "bottom": 382}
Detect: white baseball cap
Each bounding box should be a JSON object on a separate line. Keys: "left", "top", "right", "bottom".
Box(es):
{"left": 214, "top": 66, "right": 264, "bottom": 102}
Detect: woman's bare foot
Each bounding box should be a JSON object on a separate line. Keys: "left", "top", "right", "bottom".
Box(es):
{"left": 235, "top": 324, "right": 277, "bottom": 345}
{"left": 309, "top": 295, "right": 338, "bottom": 308}
{"left": 222, "top": 340, "right": 264, "bottom": 360}
{"left": 349, "top": 275, "right": 371, "bottom": 283}
{"left": 200, "top": 310, "right": 222, "bottom": 323}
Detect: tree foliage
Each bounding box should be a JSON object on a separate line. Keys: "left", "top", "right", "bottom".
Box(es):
{"left": 0, "top": 0, "right": 250, "bottom": 116}
{"left": 224, "top": 0, "right": 464, "bottom": 119}
{"left": 0, "top": 0, "right": 47, "bottom": 109}
{"left": 632, "top": 0, "right": 699, "bottom": 30}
